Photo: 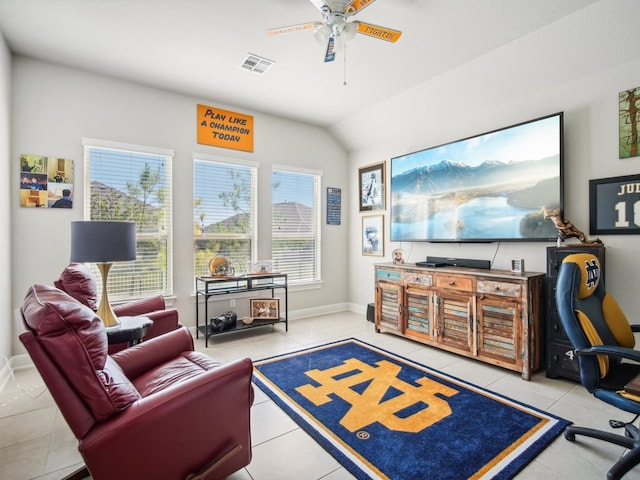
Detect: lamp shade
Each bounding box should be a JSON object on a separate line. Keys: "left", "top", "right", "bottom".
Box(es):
{"left": 70, "top": 221, "right": 136, "bottom": 263}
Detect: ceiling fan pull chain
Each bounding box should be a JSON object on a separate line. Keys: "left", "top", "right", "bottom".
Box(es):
{"left": 343, "top": 43, "right": 348, "bottom": 86}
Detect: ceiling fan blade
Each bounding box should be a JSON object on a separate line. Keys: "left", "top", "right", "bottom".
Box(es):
{"left": 267, "top": 22, "right": 320, "bottom": 36}
{"left": 345, "top": 0, "right": 377, "bottom": 15}
{"left": 324, "top": 36, "right": 336, "bottom": 62}
{"left": 355, "top": 21, "right": 402, "bottom": 42}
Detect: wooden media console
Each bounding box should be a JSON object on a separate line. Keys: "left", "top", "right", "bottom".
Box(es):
{"left": 374, "top": 263, "right": 545, "bottom": 380}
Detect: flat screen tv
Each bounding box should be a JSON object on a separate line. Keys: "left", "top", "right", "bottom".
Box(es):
{"left": 390, "top": 112, "right": 564, "bottom": 242}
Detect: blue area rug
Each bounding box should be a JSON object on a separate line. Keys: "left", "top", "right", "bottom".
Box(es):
{"left": 252, "top": 338, "right": 570, "bottom": 480}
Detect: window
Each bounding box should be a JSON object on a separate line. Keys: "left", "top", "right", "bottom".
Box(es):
{"left": 83, "top": 138, "right": 173, "bottom": 300}
{"left": 193, "top": 154, "right": 258, "bottom": 277}
{"left": 272, "top": 166, "right": 321, "bottom": 284}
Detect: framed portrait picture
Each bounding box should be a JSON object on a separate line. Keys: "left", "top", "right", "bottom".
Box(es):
{"left": 362, "top": 215, "right": 384, "bottom": 256}
{"left": 251, "top": 298, "right": 280, "bottom": 320}
{"left": 392, "top": 248, "right": 405, "bottom": 264}
{"left": 510, "top": 259, "right": 525, "bottom": 273}
{"left": 359, "top": 162, "right": 385, "bottom": 212}
{"left": 589, "top": 174, "right": 640, "bottom": 234}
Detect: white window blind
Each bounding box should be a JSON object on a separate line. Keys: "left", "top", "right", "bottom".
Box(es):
{"left": 272, "top": 167, "right": 321, "bottom": 284}
{"left": 83, "top": 139, "right": 174, "bottom": 300}
{"left": 193, "top": 155, "right": 258, "bottom": 277}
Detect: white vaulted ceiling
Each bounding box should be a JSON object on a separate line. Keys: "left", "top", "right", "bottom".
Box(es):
{"left": 0, "top": 0, "right": 602, "bottom": 132}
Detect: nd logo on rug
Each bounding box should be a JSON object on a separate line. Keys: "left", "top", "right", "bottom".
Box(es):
{"left": 296, "top": 358, "right": 459, "bottom": 433}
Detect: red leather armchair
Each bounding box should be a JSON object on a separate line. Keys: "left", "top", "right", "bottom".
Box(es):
{"left": 54, "top": 263, "right": 180, "bottom": 352}
{"left": 19, "top": 284, "right": 254, "bottom": 480}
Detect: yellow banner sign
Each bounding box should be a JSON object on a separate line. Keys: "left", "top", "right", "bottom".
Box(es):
{"left": 197, "top": 104, "right": 254, "bottom": 152}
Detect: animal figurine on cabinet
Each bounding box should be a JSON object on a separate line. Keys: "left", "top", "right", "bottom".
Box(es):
{"left": 543, "top": 208, "right": 603, "bottom": 245}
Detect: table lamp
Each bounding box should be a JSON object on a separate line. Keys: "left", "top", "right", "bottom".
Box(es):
{"left": 70, "top": 221, "right": 136, "bottom": 327}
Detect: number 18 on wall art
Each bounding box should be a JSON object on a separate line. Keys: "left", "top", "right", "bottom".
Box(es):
{"left": 589, "top": 174, "right": 640, "bottom": 234}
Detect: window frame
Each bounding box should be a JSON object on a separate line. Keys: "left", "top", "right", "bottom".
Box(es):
{"left": 192, "top": 153, "right": 258, "bottom": 279}
{"left": 272, "top": 164, "right": 322, "bottom": 285}
{"left": 82, "top": 137, "right": 174, "bottom": 300}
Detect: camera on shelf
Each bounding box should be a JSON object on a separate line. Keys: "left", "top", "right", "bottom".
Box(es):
{"left": 210, "top": 311, "right": 237, "bottom": 332}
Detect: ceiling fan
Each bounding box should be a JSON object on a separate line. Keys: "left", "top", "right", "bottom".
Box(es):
{"left": 268, "top": 0, "right": 402, "bottom": 63}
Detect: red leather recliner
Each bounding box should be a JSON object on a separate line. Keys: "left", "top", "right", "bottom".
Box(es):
{"left": 54, "top": 263, "right": 180, "bottom": 352}
{"left": 19, "top": 284, "right": 254, "bottom": 480}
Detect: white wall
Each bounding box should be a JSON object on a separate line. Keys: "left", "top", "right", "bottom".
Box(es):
{"left": 0, "top": 31, "right": 12, "bottom": 376}
{"left": 338, "top": 0, "right": 640, "bottom": 315}
{"left": 7, "top": 0, "right": 640, "bottom": 360}
{"left": 9, "top": 57, "right": 349, "bottom": 355}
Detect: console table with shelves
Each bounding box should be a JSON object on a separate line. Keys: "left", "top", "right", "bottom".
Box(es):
{"left": 195, "top": 273, "right": 288, "bottom": 347}
{"left": 374, "top": 263, "right": 545, "bottom": 380}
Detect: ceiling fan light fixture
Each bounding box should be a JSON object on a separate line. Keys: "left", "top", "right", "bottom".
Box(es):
{"left": 313, "top": 24, "right": 331, "bottom": 45}
{"left": 267, "top": 0, "right": 402, "bottom": 63}
{"left": 342, "top": 22, "right": 357, "bottom": 42}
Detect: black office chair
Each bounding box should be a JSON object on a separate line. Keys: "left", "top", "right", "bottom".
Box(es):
{"left": 556, "top": 252, "right": 640, "bottom": 480}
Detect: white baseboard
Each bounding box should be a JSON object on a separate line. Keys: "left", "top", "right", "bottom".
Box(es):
{"left": 0, "top": 354, "right": 33, "bottom": 394}
{"left": 0, "top": 360, "right": 10, "bottom": 393}
{"left": 289, "top": 302, "right": 351, "bottom": 320}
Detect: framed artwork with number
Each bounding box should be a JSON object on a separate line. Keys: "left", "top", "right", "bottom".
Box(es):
{"left": 359, "top": 162, "right": 385, "bottom": 212}
{"left": 589, "top": 174, "right": 640, "bottom": 235}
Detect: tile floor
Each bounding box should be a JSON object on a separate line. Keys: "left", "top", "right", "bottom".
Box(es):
{"left": 2, "top": 311, "right": 640, "bottom": 479}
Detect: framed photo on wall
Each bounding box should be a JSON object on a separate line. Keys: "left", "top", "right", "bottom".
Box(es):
{"left": 19, "top": 154, "right": 74, "bottom": 208}
{"left": 359, "top": 162, "right": 385, "bottom": 212}
{"left": 589, "top": 173, "right": 640, "bottom": 234}
{"left": 362, "top": 215, "right": 384, "bottom": 256}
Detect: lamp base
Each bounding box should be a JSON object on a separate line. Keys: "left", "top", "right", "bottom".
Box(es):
{"left": 96, "top": 262, "right": 120, "bottom": 328}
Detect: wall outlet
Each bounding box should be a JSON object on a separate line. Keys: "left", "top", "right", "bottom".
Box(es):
{"left": 229, "top": 299, "right": 236, "bottom": 308}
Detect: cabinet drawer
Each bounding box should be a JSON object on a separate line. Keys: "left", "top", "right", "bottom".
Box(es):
{"left": 435, "top": 275, "right": 473, "bottom": 292}
{"left": 477, "top": 280, "right": 522, "bottom": 298}
{"left": 403, "top": 271, "right": 433, "bottom": 286}
{"left": 376, "top": 269, "right": 402, "bottom": 282}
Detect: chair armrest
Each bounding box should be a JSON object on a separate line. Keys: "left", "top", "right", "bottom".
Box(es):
{"left": 107, "top": 308, "right": 181, "bottom": 355}
{"left": 112, "top": 295, "right": 166, "bottom": 316}
{"left": 576, "top": 344, "right": 640, "bottom": 363}
{"left": 78, "top": 357, "right": 254, "bottom": 480}
{"left": 142, "top": 309, "right": 180, "bottom": 338}
{"left": 111, "top": 327, "right": 194, "bottom": 379}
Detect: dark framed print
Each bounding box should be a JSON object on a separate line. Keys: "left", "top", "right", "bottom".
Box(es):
{"left": 362, "top": 214, "right": 384, "bottom": 256}
{"left": 251, "top": 298, "right": 280, "bottom": 320}
{"left": 589, "top": 174, "right": 640, "bottom": 234}
{"left": 359, "top": 162, "right": 385, "bottom": 212}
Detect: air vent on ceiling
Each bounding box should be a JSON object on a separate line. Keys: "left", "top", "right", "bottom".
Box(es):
{"left": 240, "top": 53, "right": 275, "bottom": 74}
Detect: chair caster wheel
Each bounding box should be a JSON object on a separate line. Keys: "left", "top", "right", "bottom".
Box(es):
{"left": 564, "top": 430, "right": 575, "bottom": 442}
